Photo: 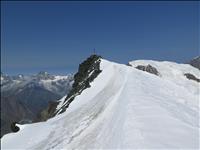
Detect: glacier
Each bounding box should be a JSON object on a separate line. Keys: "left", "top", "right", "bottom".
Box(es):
{"left": 1, "top": 59, "right": 199, "bottom": 149}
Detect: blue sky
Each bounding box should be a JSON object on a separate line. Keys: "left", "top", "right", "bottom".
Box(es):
{"left": 1, "top": 1, "right": 199, "bottom": 75}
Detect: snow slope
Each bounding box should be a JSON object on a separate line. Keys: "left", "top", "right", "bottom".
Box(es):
{"left": 1, "top": 59, "right": 199, "bottom": 149}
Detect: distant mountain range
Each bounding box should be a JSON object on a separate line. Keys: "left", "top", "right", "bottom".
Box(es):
{"left": 1, "top": 71, "right": 73, "bottom": 137}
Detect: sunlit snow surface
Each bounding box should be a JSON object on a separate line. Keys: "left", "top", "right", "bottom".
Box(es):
{"left": 1, "top": 59, "right": 199, "bottom": 149}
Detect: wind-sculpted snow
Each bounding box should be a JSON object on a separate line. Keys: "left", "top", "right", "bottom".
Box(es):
{"left": 1, "top": 59, "right": 199, "bottom": 149}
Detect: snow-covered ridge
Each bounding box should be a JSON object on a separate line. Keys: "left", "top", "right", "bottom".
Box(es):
{"left": 129, "top": 60, "right": 200, "bottom": 95}
{"left": 1, "top": 59, "right": 199, "bottom": 149}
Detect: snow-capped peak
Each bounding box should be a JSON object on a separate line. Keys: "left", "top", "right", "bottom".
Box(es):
{"left": 1, "top": 72, "right": 74, "bottom": 96}
{"left": 35, "top": 71, "right": 55, "bottom": 80}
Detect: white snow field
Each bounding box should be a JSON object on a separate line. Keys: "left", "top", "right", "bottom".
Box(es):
{"left": 1, "top": 59, "right": 200, "bottom": 149}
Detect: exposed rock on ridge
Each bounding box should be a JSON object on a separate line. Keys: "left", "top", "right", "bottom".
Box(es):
{"left": 135, "top": 64, "right": 160, "bottom": 76}
{"left": 184, "top": 73, "right": 200, "bottom": 82}
{"left": 57, "top": 55, "right": 102, "bottom": 115}
{"left": 39, "top": 55, "right": 102, "bottom": 121}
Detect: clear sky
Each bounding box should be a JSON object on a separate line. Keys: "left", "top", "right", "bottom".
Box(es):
{"left": 1, "top": 1, "right": 199, "bottom": 75}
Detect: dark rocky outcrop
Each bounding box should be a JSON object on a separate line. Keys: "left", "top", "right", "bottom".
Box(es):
{"left": 188, "top": 56, "right": 200, "bottom": 70}
{"left": 34, "top": 55, "right": 102, "bottom": 121}
{"left": 55, "top": 55, "right": 102, "bottom": 115}
{"left": 10, "top": 122, "right": 20, "bottom": 133}
{"left": 184, "top": 73, "right": 200, "bottom": 83}
{"left": 135, "top": 64, "right": 160, "bottom": 76}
